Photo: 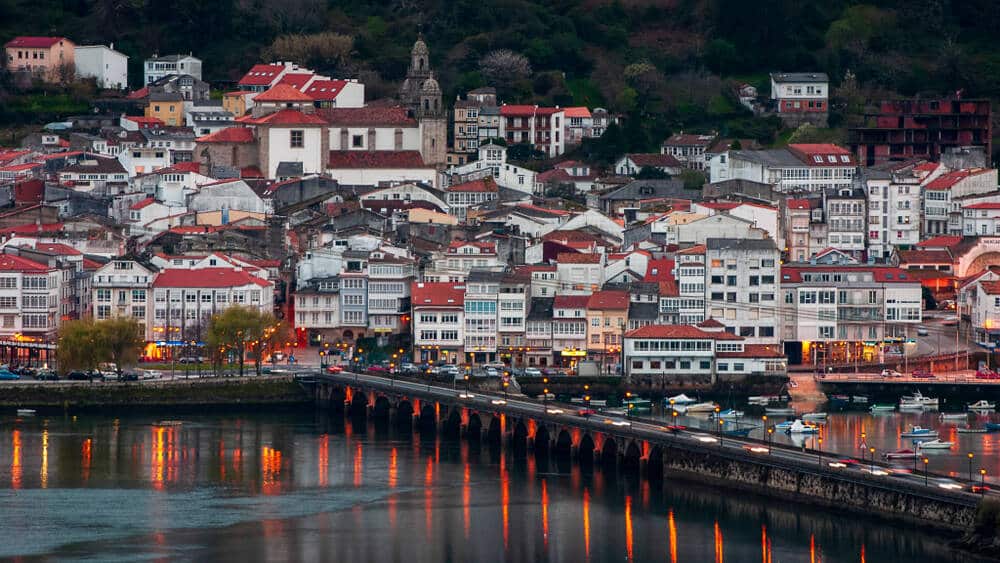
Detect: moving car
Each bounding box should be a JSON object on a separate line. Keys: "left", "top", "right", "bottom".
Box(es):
{"left": 523, "top": 367, "right": 542, "bottom": 377}
{"left": 326, "top": 365, "right": 344, "bottom": 374}
{"left": 916, "top": 326, "right": 929, "bottom": 336}
{"left": 911, "top": 369, "right": 935, "bottom": 379}
{"left": 34, "top": 369, "right": 58, "bottom": 381}
{"left": 881, "top": 369, "right": 903, "bottom": 378}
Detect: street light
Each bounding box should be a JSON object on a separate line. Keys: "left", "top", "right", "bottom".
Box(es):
{"left": 503, "top": 380, "right": 509, "bottom": 401}
{"left": 869, "top": 447, "right": 876, "bottom": 473}
{"left": 817, "top": 436, "right": 823, "bottom": 466}
{"left": 767, "top": 427, "right": 773, "bottom": 453}
{"left": 625, "top": 391, "right": 633, "bottom": 419}
{"left": 981, "top": 469, "right": 987, "bottom": 495}
{"left": 923, "top": 457, "right": 930, "bottom": 486}
{"left": 543, "top": 387, "right": 549, "bottom": 410}
{"left": 968, "top": 452, "right": 975, "bottom": 482}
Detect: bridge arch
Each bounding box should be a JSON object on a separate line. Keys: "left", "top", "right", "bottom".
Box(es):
{"left": 486, "top": 415, "right": 503, "bottom": 447}
{"left": 622, "top": 441, "right": 642, "bottom": 474}
{"left": 349, "top": 391, "right": 368, "bottom": 418}
{"left": 511, "top": 420, "right": 529, "bottom": 456}
{"left": 601, "top": 437, "right": 618, "bottom": 470}
{"left": 419, "top": 403, "right": 437, "bottom": 433}
{"left": 578, "top": 434, "right": 595, "bottom": 468}
{"left": 647, "top": 445, "right": 664, "bottom": 482}
{"left": 533, "top": 424, "right": 550, "bottom": 459}
{"left": 554, "top": 429, "right": 573, "bottom": 460}
{"left": 443, "top": 408, "right": 462, "bottom": 438}
{"left": 372, "top": 396, "right": 391, "bottom": 420}
{"left": 467, "top": 412, "right": 483, "bottom": 441}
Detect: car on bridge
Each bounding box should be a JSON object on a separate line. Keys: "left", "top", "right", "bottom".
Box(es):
{"left": 0, "top": 369, "right": 20, "bottom": 380}
{"left": 911, "top": 369, "right": 935, "bottom": 379}
{"left": 326, "top": 365, "right": 344, "bottom": 374}
{"left": 881, "top": 369, "right": 903, "bottom": 378}
{"left": 976, "top": 368, "right": 999, "bottom": 379}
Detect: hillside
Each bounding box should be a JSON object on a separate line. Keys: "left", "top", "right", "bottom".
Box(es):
{"left": 2, "top": 0, "right": 1000, "bottom": 156}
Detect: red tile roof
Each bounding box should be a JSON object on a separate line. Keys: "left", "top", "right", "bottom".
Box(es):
{"left": 82, "top": 258, "right": 103, "bottom": 270}
{"left": 172, "top": 161, "right": 202, "bottom": 173}
{"left": 447, "top": 177, "right": 498, "bottom": 193}
{"left": 317, "top": 107, "right": 416, "bottom": 126}
{"left": 676, "top": 244, "right": 706, "bottom": 255}
{"left": 697, "top": 318, "right": 725, "bottom": 328}
{"left": 897, "top": 249, "right": 953, "bottom": 264}
{"left": 979, "top": 280, "right": 1000, "bottom": 296}
{"left": 196, "top": 127, "right": 255, "bottom": 143}
{"left": 253, "top": 83, "right": 313, "bottom": 103}
{"left": 124, "top": 116, "right": 164, "bottom": 127}
{"left": 303, "top": 80, "right": 348, "bottom": 101}
{"left": 154, "top": 268, "right": 270, "bottom": 288}
{"left": 699, "top": 201, "right": 741, "bottom": 211}
{"left": 781, "top": 265, "right": 919, "bottom": 283}
{"left": 925, "top": 169, "right": 992, "bottom": 190}
{"left": 276, "top": 73, "right": 313, "bottom": 90}
{"left": 563, "top": 107, "right": 591, "bottom": 118}
{"left": 626, "top": 153, "right": 682, "bottom": 168}
{"left": 963, "top": 202, "right": 1000, "bottom": 210}
{"left": 0, "top": 162, "right": 42, "bottom": 172}
{"left": 33, "top": 242, "right": 81, "bottom": 256}
{"left": 0, "top": 254, "right": 51, "bottom": 272}
{"left": 663, "top": 133, "right": 716, "bottom": 147}
{"left": 500, "top": 105, "right": 561, "bottom": 116}
{"left": 127, "top": 87, "right": 150, "bottom": 100}
{"left": 587, "top": 290, "right": 629, "bottom": 310}
{"left": 717, "top": 344, "right": 785, "bottom": 358}
{"left": 447, "top": 241, "right": 496, "bottom": 253}
{"left": 238, "top": 64, "right": 285, "bottom": 86}
{"left": 241, "top": 166, "right": 264, "bottom": 179}
{"left": 244, "top": 109, "right": 326, "bottom": 126}
{"left": 130, "top": 197, "right": 158, "bottom": 210}
{"left": 411, "top": 282, "right": 465, "bottom": 307}
{"left": 916, "top": 235, "right": 963, "bottom": 249}
{"left": 5, "top": 36, "right": 65, "bottom": 48}
{"left": 553, "top": 294, "right": 591, "bottom": 309}
{"left": 327, "top": 150, "right": 427, "bottom": 169}
{"left": 515, "top": 204, "right": 569, "bottom": 216}
{"left": 557, "top": 252, "right": 601, "bottom": 264}
{"left": 625, "top": 324, "right": 742, "bottom": 340}
{"left": 0, "top": 222, "right": 64, "bottom": 236}
{"left": 787, "top": 143, "right": 855, "bottom": 166}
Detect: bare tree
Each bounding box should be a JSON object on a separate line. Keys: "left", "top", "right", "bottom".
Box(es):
{"left": 264, "top": 32, "right": 354, "bottom": 73}
{"left": 479, "top": 49, "right": 532, "bottom": 85}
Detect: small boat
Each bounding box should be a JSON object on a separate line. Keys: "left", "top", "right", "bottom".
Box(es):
{"left": 884, "top": 448, "right": 919, "bottom": 460}
{"left": 667, "top": 393, "right": 698, "bottom": 405}
{"left": 154, "top": 420, "right": 183, "bottom": 427}
{"left": 914, "top": 439, "right": 954, "bottom": 450}
{"left": 851, "top": 396, "right": 869, "bottom": 404}
{"left": 802, "top": 412, "right": 827, "bottom": 421}
{"left": 968, "top": 400, "right": 996, "bottom": 411}
{"left": 623, "top": 398, "right": 652, "bottom": 413}
{"left": 827, "top": 394, "right": 850, "bottom": 404}
{"left": 898, "top": 401, "right": 927, "bottom": 411}
{"left": 900, "top": 426, "right": 938, "bottom": 438}
{"left": 590, "top": 399, "right": 607, "bottom": 407}
{"left": 985, "top": 422, "right": 1000, "bottom": 432}
{"left": 748, "top": 395, "right": 781, "bottom": 405}
{"left": 870, "top": 404, "right": 895, "bottom": 413}
{"left": 724, "top": 427, "right": 756, "bottom": 437}
{"left": 681, "top": 402, "right": 719, "bottom": 414}
{"left": 774, "top": 420, "right": 795, "bottom": 431}
{"left": 939, "top": 413, "right": 968, "bottom": 421}
{"left": 712, "top": 409, "right": 744, "bottom": 419}
{"left": 900, "top": 391, "right": 938, "bottom": 408}
{"left": 16, "top": 408, "right": 35, "bottom": 416}
{"left": 764, "top": 407, "right": 795, "bottom": 416}
{"left": 958, "top": 427, "right": 988, "bottom": 434}
{"left": 787, "top": 420, "right": 819, "bottom": 434}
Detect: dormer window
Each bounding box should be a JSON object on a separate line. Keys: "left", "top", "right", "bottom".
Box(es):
{"left": 812, "top": 156, "right": 823, "bottom": 163}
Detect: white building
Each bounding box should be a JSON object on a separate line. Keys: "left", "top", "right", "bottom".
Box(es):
{"left": 74, "top": 44, "right": 128, "bottom": 90}
{"left": 326, "top": 151, "right": 436, "bottom": 188}
{"left": 441, "top": 242, "right": 501, "bottom": 273}
{"left": 91, "top": 259, "right": 154, "bottom": 339}
{"left": 447, "top": 142, "right": 539, "bottom": 194}
{"left": 709, "top": 143, "right": 856, "bottom": 192}
{"left": 923, "top": 168, "right": 998, "bottom": 235}
{"left": 367, "top": 252, "right": 415, "bottom": 340}
{"left": 769, "top": 72, "right": 829, "bottom": 116}
{"left": 555, "top": 252, "right": 605, "bottom": 295}
{"left": 551, "top": 294, "right": 589, "bottom": 366}
{"left": 0, "top": 253, "right": 62, "bottom": 342}
{"left": 411, "top": 282, "right": 465, "bottom": 365}
{"left": 145, "top": 54, "right": 202, "bottom": 84}
{"left": 188, "top": 179, "right": 270, "bottom": 215}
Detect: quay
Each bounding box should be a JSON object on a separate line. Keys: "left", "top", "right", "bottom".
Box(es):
{"left": 309, "top": 371, "right": 988, "bottom": 533}
{"left": 815, "top": 371, "right": 1000, "bottom": 401}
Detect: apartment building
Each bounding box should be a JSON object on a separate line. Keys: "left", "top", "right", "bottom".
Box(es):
{"left": 585, "top": 290, "right": 629, "bottom": 374}
{"left": 294, "top": 277, "right": 340, "bottom": 346}
{"left": 411, "top": 282, "right": 464, "bottom": 365}
{"left": 0, "top": 253, "right": 62, "bottom": 342}
{"left": 864, "top": 163, "right": 927, "bottom": 261}
{"left": 923, "top": 168, "right": 998, "bottom": 236}
{"left": 464, "top": 270, "right": 503, "bottom": 364}
{"left": 500, "top": 105, "right": 565, "bottom": 157}
{"left": 367, "top": 253, "right": 415, "bottom": 342}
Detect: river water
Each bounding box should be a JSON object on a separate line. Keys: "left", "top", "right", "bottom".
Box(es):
{"left": 0, "top": 409, "right": 987, "bottom": 562}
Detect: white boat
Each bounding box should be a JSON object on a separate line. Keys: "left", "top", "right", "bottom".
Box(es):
{"left": 15, "top": 408, "right": 35, "bottom": 416}
{"left": 914, "top": 439, "right": 954, "bottom": 450}
{"left": 802, "top": 412, "right": 827, "bottom": 421}
{"left": 748, "top": 395, "right": 781, "bottom": 405}
{"left": 787, "top": 420, "right": 819, "bottom": 434}
{"left": 851, "top": 396, "right": 869, "bottom": 404}
{"left": 939, "top": 413, "right": 968, "bottom": 421}
{"left": 968, "top": 400, "right": 996, "bottom": 411}
{"left": 764, "top": 407, "right": 795, "bottom": 416}
{"left": 900, "top": 390, "right": 938, "bottom": 408}
{"left": 667, "top": 393, "right": 698, "bottom": 405}
{"left": 958, "top": 427, "right": 987, "bottom": 434}
{"left": 680, "top": 402, "right": 719, "bottom": 414}
{"left": 898, "top": 401, "right": 927, "bottom": 411}
{"left": 774, "top": 420, "right": 795, "bottom": 431}
{"left": 900, "top": 426, "right": 938, "bottom": 438}
{"left": 884, "top": 448, "right": 919, "bottom": 460}
{"left": 713, "top": 409, "right": 743, "bottom": 419}
{"left": 870, "top": 404, "right": 896, "bottom": 413}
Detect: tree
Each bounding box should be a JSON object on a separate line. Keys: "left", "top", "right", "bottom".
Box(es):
{"left": 264, "top": 32, "right": 354, "bottom": 73}
{"left": 636, "top": 166, "right": 669, "bottom": 180}
{"left": 246, "top": 316, "right": 291, "bottom": 377}
{"left": 680, "top": 169, "right": 706, "bottom": 190}
{"left": 57, "top": 319, "right": 102, "bottom": 374}
{"left": 479, "top": 49, "right": 532, "bottom": 86}
{"left": 95, "top": 317, "right": 144, "bottom": 375}
{"left": 206, "top": 306, "right": 263, "bottom": 377}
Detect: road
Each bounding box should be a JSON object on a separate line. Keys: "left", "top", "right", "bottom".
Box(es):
{"left": 323, "top": 370, "right": 992, "bottom": 500}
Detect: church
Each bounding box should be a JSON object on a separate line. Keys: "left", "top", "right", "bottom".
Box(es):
{"left": 398, "top": 36, "right": 447, "bottom": 168}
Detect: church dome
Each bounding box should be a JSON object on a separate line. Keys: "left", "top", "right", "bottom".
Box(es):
{"left": 411, "top": 37, "right": 429, "bottom": 57}
{"left": 421, "top": 74, "right": 441, "bottom": 95}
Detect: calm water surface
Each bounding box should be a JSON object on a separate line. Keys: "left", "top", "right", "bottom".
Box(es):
{"left": 0, "top": 409, "right": 987, "bottom": 562}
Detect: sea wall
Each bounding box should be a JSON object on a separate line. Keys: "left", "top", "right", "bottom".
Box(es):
{"left": 0, "top": 376, "right": 311, "bottom": 408}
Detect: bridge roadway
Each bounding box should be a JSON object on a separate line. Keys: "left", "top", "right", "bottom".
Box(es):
{"left": 312, "top": 371, "right": 992, "bottom": 505}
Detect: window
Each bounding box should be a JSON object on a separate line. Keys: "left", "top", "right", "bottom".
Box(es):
{"left": 132, "top": 306, "right": 145, "bottom": 319}
{"left": 0, "top": 297, "right": 15, "bottom": 308}
{"left": 0, "top": 277, "right": 16, "bottom": 289}
{"left": 818, "top": 326, "right": 834, "bottom": 339}
{"left": 700, "top": 361, "right": 711, "bottom": 370}
{"left": 352, "top": 135, "right": 364, "bottom": 148}
{"left": 290, "top": 130, "right": 304, "bottom": 148}
{"left": 97, "top": 289, "right": 111, "bottom": 302}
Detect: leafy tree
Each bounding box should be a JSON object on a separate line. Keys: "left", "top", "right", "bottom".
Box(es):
{"left": 206, "top": 306, "right": 261, "bottom": 377}
{"left": 57, "top": 319, "right": 102, "bottom": 374}
{"left": 680, "top": 169, "right": 706, "bottom": 190}
{"left": 96, "top": 317, "right": 144, "bottom": 375}
{"left": 246, "top": 317, "right": 291, "bottom": 376}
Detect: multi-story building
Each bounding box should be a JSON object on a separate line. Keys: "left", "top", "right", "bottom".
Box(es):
{"left": 500, "top": 105, "right": 565, "bottom": 157}
{"left": 783, "top": 198, "right": 816, "bottom": 262}
{"left": 962, "top": 203, "right": 1000, "bottom": 237}
{"left": 442, "top": 241, "right": 501, "bottom": 272}
{"left": 863, "top": 163, "right": 929, "bottom": 261}
{"left": 709, "top": 143, "right": 856, "bottom": 192}
{"left": 446, "top": 143, "right": 538, "bottom": 194}
{"left": 555, "top": 253, "right": 605, "bottom": 295}
{"left": 338, "top": 251, "right": 369, "bottom": 340}
{"left": 0, "top": 252, "right": 62, "bottom": 342}
{"left": 411, "top": 282, "right": 464, "bottom": 365}
{"left": 478, "top": 105, "right": 502, "bottom": 146}
{"left": 769, "top": 72, "right": 829, "bottom": 126}
{"left": 586, "top": 290, "right": 629, "bottom": 374}
{"left": 551, "top": 294, "right": 589, "bottom": 368}
{"left": 464, "top": 270, "right": 502, "bottom": 364}
{"left": 4, "top": 36, "right": 76, "bottom": 83}
{"left": 780, "top": 265, "right": 922, "bottom": 366}
{"left": 444, "top": 177, "right": 499, "bottom": 221}
{"left": 698, "top": 238, "right": 781, "bottom": 344}
{"left": 660, "top": 133, "right": 716, "bottom": 171}
{"left": 453, "top": 87, "right": 497, "bottom": 154}
{"left": 91, "top": 259, "right": 154, "bottom": 339}
{"left": 144, "top": 54, "right": 202, "bottom": 84}
{"left": 525, "top": 297, "right": 553, "bottom": 367}
{"left": 367, "top": 252, "right": 415, "bottom": 343}
{"left": 497, "top": 272, "right": 528, "bottom": 364}
{"left": 294, "top": 277, "right": 340, "bottom": 346}
{"left": 823, "top": 187, "right": 867, "bottom": 259}
{"left": 923, "top": 168, "right": 998, "bottom": 235}
{"left": 74, "top": 44, "right": 128, "bottom": 89}
{"left": 850, "top": 98, "right": 992, "bottom": 166}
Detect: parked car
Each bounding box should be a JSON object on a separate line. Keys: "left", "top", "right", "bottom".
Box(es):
{"left": 484, "top": 367, "right": 499, "bottom": 378}
{"left": 326, "top": 365, "right": 344, "bottom": 374}
{"left": 939, "top": 300, "right": 956, "bottom": 311}
{"left": 976, "top": 369, "right": 1000, "bottom": 380}
{"left": 34, "top": 369, "right": 58, "bottom": 381}
{"left": 140, "top": 370, "right": 162, "bottom": 380}
{"left": 365, "top": 365, "right": 389, "bottom": 375}
{"left": 177, "top": 356, "right": 204, "bottom": 364}
{"left": 438, "top": 365, "right": 460, "bottom": 378}
{"left": 0, "top": 369, "right": 20, "bottom": 380}
{"left": 881, "top": 369, "right": 903, "bottom": 378}
{"left": 524, "top": 367, "right": 542, "bottom": 377}
{"left": 400, "top": 363, "right": 419, "bottom": 375}
{"left": 66, "top": 371, "right": 91, "bottom": 381}
{"left": 916, "top": 326, "right": 929, "bottom": 336}
{"left": 118, "top": 371, "right": 139, "bottom": 382}
{"left": 911, "top": 369, "right": 935, "bottom": 379}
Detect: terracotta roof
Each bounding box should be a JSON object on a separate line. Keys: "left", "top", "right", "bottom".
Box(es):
{"left": 717, "top": 344, "right": 785, "bottom": 358}
{"left": 61, "top": 156, "right": 127, "bottom": 175}
{"left": 303, "top": 80, "right": 347, "bottom": 101}
{"left": 238, "top": 64, "right": 285, "bottom": 86}
{"left": 240, "top": 166, "right": 264, "bottom": 179}
{"left": 127, "top": 87, "right": 149, "bottom": 100}
{"left": 130, "top": 197, "right": 158, "bottom": 210}
{"left": 244, "top": 109, "right": 326, "bottom": 126}
{"left": 625, "top": 324, "right": 742, "bottom": 340}
{"left": 327, "top": 150, "right": 427, "bottom": 169}
{"left": 515, "top": 204, "right": 568, "bottom": 216}
{"left": 697, "top": 318, "right": 726, "bottom": 328}
{"left": 254, "top": 83, "right": 313, "bottom": 103}
{"left": 563, "top": 107, "right": 591, "bottom": 118}
{"left": 676, "top": 244, "right": 706, "bottom": 255}
{"left": 317, "top": 107, "right": 416, "bottom": 126}
{"left": 154, "top": 268, "right": 270, "bottom": 288}
{"left": 447, "top": 177, "right": 498, "bottom": 193}
{"left": 543, "top": 230, "right": 607, "bottom": 244}
{"left": 963, "top": 203, "right": 1000, "bottom": 210}
{"left": 500, "top": 105, "right": 561, "bottom": 116}
{"left": 663, "top": 133, "right": 716, "bottom": 147}
{"left": 447, "top": 241, "right": 495, "bottom": 252}
{"left": 537, "top": 169, "right": 573, "bottom": 183}
{"left": 699, "top": 201, "right": 741, "bottom": 211}
{"left": 0, "top": 162, "right": 42, "bottom": 172}
{"left": 925, "top": 169, "right": 992, "bottom": 190}
{"left": 82, "top": 258, "right": 103, "bottom": 270}
{"left": 0, "top": 223, "right": 63, "bottom": 236}
{"left": 411, "top": 282, "right": 465, "bottom": 307}
{"left": 781, "top": 265, "right": 919, "bottom": 283}
{"left": 916, "top": 235, "right": 963, "bottom": 249}
{"left": 0, "top": 254, "right": 51, "bottom": 272}
{"left": 173, "top": 161, "right": 202, "bottom": 173}
{"left": 556, "top": 252, "right": 601, "bottom": 264}
{"left": 626, "top": 153, "right": 682, "bottom": 168}
{"left": 553, "top": 294, "right": 591, "bottom": 309}
{"left": 32, "top": 242, "right": 81, "bottom": 256}
{"left": 196, "top": 127, "right": 255, "bottom": 143}
{"left": 586, "top": 290, "right": 629, "bottom": 310}
{"left": 5, "top": 36, "right": 65, "bottom": 48}
{"left": 276, "top": 73, "right": 313, "bottom": 90}
{"left": 898, "top": 249, "right": 953, "bottom": 264}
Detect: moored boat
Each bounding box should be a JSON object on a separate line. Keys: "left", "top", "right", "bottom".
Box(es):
{"left": 851, "top": 396, "right": 869, "bottom": 404}
{"left": 681, "top": 402, "right": 719, "bottom": 414}
{"left": 666, "top": 394, "right": 697, "bottom": 405}
{"left": 939, "top": 413, "right": 968, "bottom": 421}
{"left": 986, "top": 422, "right": 1000, "bottom": 432}
{"left": 900, "top": 426, "right": 938, "bottom": 438}
{"left": 958, "top": 427, "right": 987, "bottom": 434}
{"left": 869, "top": 404, "right": 895, "bottom": 413}
{"left": 787, "top": 420, "right": 819, "bottom": 434}
{"left": 900, "top": 390, "right": 938, "bottom": 408}
{"left": 968, "top": 400, "right": 996, "bottom": 411}
{"left": 764, "top": 407, "right": 795, "bottom": 416}
{"left": 16, "top": 408, "right": 35, "bottom": 416}
{"left": 712, "top": 409, "right": 743, "bottom": 419}
{"left": 802, "top": 412, "right": 827, "bottom": 421}
{"left": 884, "top": 448, "right": 918, "bottom": 460}
{"left": 914, "top": 439, "right": 954, "bottom": 450}
{"left": 623, "top": 398, "right": 652, "bottom": 413}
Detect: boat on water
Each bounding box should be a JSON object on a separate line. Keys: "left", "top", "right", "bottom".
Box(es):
{"left": 958, "top": 427, "right": 988, "bottom": 434}
{"left": 914, "top": 439, "right": 954, "bottom": 450}
{"left": 787, "top": 420, "right": 819, "bottom": 434}
{"left": 939, "top": 413, "right": 968, "bottom": 421}
{"left": 712, "top": 409, "right": 743, "bottom": 419}
{"left": 898, "top": 401, "right": 928, "bottom": 411}
{"left": 678, "top": 402, "right": 719, "bottom": 414}
{"left": 16, "top": 408, "right": 35, "bottom": 416}
{"left": 623, "top": 398, "right": 652, "bottom": 413}
{"left": 802, "top": 412, "right": 827, "bottom": 421}
{"left": 900, "top": 426, "right": 938, "bottom": 438}
{"left": 774, "top": 420, "right": 795, "bottom": 431}
{"left": 748, "top": 395, "right": 779, "bottom": 405}
{"left": 884, "top": 448, "right": 919, "bottom": 460}
{"left": 666, "top": 393, "right": 698, "bottom": 405}
{"left": 985, "top": 422, "right": 1000, "bottom": 432}
{"left": 900, "top": 390, "right": 938, "bottom": 408}
{"left": 724, "top": 426, "right": 756, "bottom": 437}
{"left": 968, "top": 400, "right": 996, "bottom": 411}
{"left": 764, "top": 407, "right": 795, "bottom": 416}
{"left": 851, "top": 396, "right": 869, "bottom": 404}
{"left": 827, "top": 394, "right": 850, "bottom": 404}
{"left": 154, "top": 420, "right": 183, "bottom": 427}
{"left": 870, "top": 404, "right": 895, "bottom": 413}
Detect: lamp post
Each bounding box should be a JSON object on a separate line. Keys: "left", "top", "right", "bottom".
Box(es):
{"left": 625, "top": 391, "right": 633, "bottom": 419}
{"left": 860, "top": 432, "right": 867, "bottom": 462}
{"left": 923, "top": 457, "right": 929, "bottom": 486}
{"left": 464, "top": 373, "right": 470, "bottom": 395}
{"left": 981, "top": 469, "right": 987, "bottom": 495}
{"left": 718, "top": 418, "right": 724, "bottom": 444}
{"left": 817, "top": 436, "right": 823, "bottom": 466}
{"left": 968, "top": 452, "right": 975, "bottom": 482}
{"left": 767, "top": 427, "right": 773, "bottom": 453}
{"left": 869, "top": 447, "right": 876, "bottom": 473}
{"left": 543, "top": 387, "right": 549, "bottom": 411}
{"left": 503, "top": 380, "right": 509, "bottom": 401}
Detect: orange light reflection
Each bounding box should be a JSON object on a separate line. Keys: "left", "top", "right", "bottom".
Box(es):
{"left": 668, "top": 508, "right": 677, "bottom": 563}
{"left": 714, "top": 521, "right": 724, "bottom": 563}
{"left": 11, "top": 430, "right": 21, "bottom": 489}
{"left": 625, "top": 494, "right": 634, "bottom": 562}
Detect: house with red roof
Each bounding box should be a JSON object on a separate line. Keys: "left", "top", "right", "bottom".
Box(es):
{"left": 411, "top": 282, "right": 465, "bottom": 364}
{"left": 0, "top": 251, "right": 61, "bottom": 341}
{"left": 500, "top": 104, "right": 566, "bottom": 157}
{"left": 660, "top": 132, "right": 717, "bottom": 171}
{"left": 923, "top": 168, "right": 998, "bottom": 236}
{"left": 5, "top": 36, "right": 75, "bottom": 83}
{"left": 442, "top": 241, "right": 500, "bottom": 272}
{"left": 614, "top": 153, "right": 683, "bottom": 177}
{"left": 711, "top": 142, "right": 856, "bottom": 193}
{"left": 447, "top": 141, "right": 540, "bottom": 195}
{"left": 585, "top": 290, "right": 629, "bottom": 372}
